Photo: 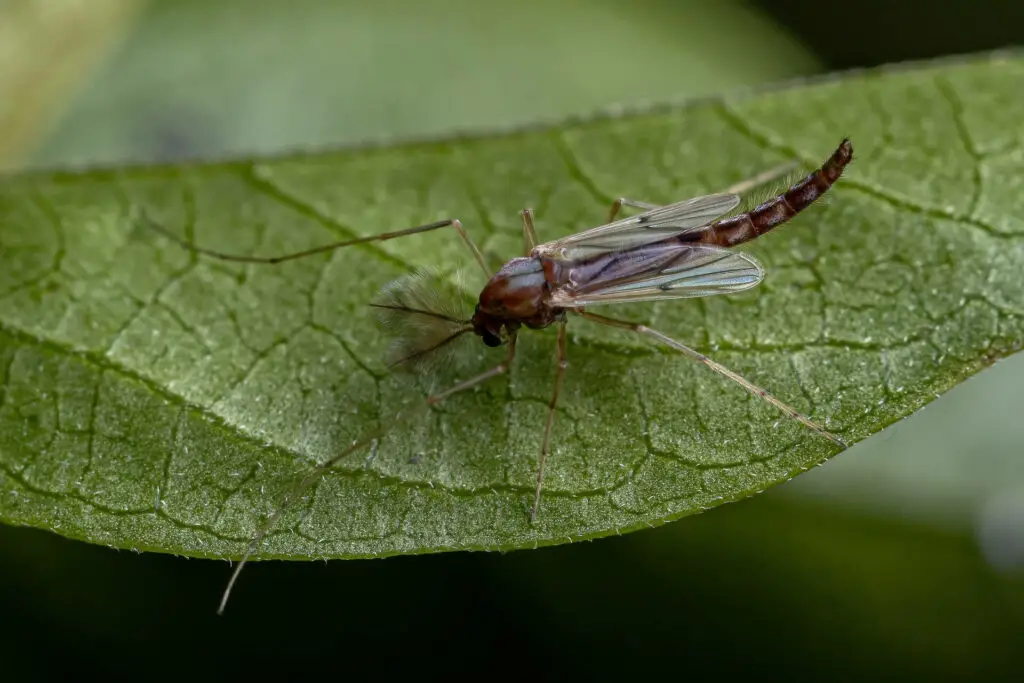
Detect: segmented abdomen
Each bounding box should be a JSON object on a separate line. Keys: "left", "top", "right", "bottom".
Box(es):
{"left": 691, "top": 138, "right": 853, "bottom": 248}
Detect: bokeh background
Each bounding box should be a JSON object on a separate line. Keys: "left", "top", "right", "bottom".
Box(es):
{"left": 2, "top": 0, "right": 1024, "bottom": 677}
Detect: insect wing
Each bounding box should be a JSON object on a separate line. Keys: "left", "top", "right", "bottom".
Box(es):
{"left": 533, "top": 193, "right": 740, "bottom": 261}
{"left": 549, "top": 244, "right": 764, "bottom": 307}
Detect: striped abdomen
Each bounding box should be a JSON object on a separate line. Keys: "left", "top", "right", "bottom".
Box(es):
{"left": 691, "top": 138, "right": 853, "bottom": 248}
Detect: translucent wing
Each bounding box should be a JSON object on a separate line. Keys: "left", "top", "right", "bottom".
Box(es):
{"left": 549, "top": 243, "right": 764, "bottom": 307}
{"left": 533, "top": 193, "right": 740, "bottom": 261}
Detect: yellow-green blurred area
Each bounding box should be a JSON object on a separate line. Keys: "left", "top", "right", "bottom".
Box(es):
{"left": 6, "top": 0, "right": 821, "bottom": 168}
{"left": 2, "top": 0, "right": 1023, "bottom": 676}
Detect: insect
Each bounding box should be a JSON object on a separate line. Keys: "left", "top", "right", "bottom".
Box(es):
{"left": 143, "top": 138, "right": 853, "bottom": 613}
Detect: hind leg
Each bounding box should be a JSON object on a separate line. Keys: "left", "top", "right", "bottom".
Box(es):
{"left": 604, "top": 159, "right": 801, "bottom": 223}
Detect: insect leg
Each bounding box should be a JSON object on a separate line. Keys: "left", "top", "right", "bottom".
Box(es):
{"left": 531, "top": 320, "right": 568, "bottom": 522}
{"left": 577, "top": 311, "right": 846, "bottom": 447}
{"left": 138, "top": 209, "right": 492, "bottom": 279}
{"left": 427, "top": 332, "right": 518, "bottom": 404}
{"left": 217, "top": 430, "right": 385, "bottom": 616}
{"left": 721, "top": 159, "right": 801, "bottom": 196}
{"left": 216, "top": 326, "right": 515, "bottom": 614}
{"left": 604, "top": 159, "right": 801, "bottom": 224}
{"left": 521, "top": 209, "right": 539, "bottom": 254}
{"left": 607, "top": 197, "right": 660, "bottom": 223}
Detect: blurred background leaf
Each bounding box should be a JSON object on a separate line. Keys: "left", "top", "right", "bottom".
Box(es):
{"left": 18, "top": 0, "right": 820, "bottom": 168}
{"left": 0, "top": 0, "right": 145, "bottom": 168}
{"left": 1, "top": 0, "right": 1022, "bottom": 677}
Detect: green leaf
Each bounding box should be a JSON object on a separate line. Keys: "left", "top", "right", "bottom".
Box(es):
{"left": 2, "top": 52, "right": 1024, "bottom": 561}
{"left": 30, "top": 0, "right": 819, "bottom": 167}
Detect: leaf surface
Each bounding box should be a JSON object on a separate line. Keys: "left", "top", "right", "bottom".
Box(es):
{"left": 2, "top": 53, "right": 1024, "bottom": 559}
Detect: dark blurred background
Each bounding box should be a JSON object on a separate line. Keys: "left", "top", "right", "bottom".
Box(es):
{"left": 2, "top": 0, "right": 1023, "bottom": 677}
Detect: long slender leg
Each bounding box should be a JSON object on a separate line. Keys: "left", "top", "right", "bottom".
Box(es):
{"left": 607, "top": 197, "right": 660, "bottom": 223}
{"left": 605, "top": 159, "right": 801, "bottom": 223}
{"left": 531, "top": 321, "right": 568, "bottom": 522}
{"left": 428, "top": 333, "right": 518, "bottom": 404}
{"left": 219, "top": 335, "right": 516, "bottom": 614}
{"left": 218, "top": 430, "right": 383, "bottom": 616}
{"left": 139, "top": 210, "right": 492, "bottom": 279}
{"left": 721, "top": 159, "right": 800, "bottom": 196}
{"left": 578, "top": 311, "right": 846, "bottom": 447}
{"left": 521, "top": 209, "right": 539, "bottom": 254}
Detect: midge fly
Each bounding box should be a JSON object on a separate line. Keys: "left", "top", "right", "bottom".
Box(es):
{"left": 144, "top": 138, "right": 853, "bottom": 613}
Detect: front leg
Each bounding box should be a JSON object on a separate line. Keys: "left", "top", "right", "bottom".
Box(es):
{"left": 427, "top": 333, "right": 518, "bottom": 404}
